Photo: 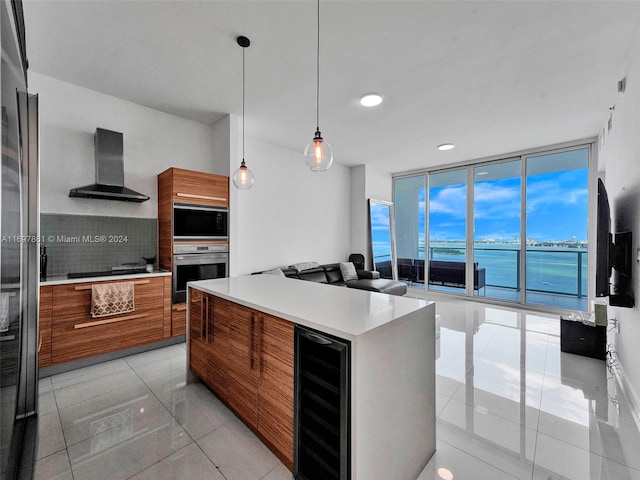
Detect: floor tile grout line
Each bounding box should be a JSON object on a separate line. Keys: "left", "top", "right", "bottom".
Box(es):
{"left": 437, "top": 437, "right": 523, "bottom": 480}
{"left": 122, "top": 442, "right": 204, "bottom": 480}
{"left": 48, "top": 386, "right": 72, "bottom": 455}
{"left": 527, "top": 328, "right": 550, "bottom": 480}
{"left": 191, "top": 439, "right": 231, "bottom": 480}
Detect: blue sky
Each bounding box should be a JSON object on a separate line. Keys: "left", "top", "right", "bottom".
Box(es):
{"left": 428, "top": 168, "right": 589, "bottom": 242}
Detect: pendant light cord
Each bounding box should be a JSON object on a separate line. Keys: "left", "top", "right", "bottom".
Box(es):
{"left": 242, "top": 45, "right": 246, "bottom": 161}
{"left": 315, "top": 0, "right": 320, "bottom": 131}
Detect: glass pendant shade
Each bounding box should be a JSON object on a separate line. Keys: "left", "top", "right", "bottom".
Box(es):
{"left": 232, "top": 160, "right": 254, "bottom": 189}
{"left": 304, "top": 130, "right": 333, "bottom": 171}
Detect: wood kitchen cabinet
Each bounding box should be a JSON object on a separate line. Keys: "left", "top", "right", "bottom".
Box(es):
{"left": 227, "top": 302, "right": 260, "bottom": 427}
{"left": 171, "top": 303, "right": 187, "bottom": 337}
{"left": 257, "top": 312, "right": 294, "bottom": 466}
{"left": 158, "top": 167, "right": 230, "bottom": 338}
{"left": 50, "top": 277, "right": 166, "bottom": 365}
{"left": 159, "top": 167, "right": 229, "bottom": 209}
{"left": 189, "top": 290, "right": 230, "bottom": 401}
{"left": 38, "top": 286, "right": 53, "bottom": 368}
{"left": 158, "top": 167, "right": 229, "bottom": 270}
{"left": 188, "top": 289, "right": 207, "bottom": 380}
{"left": 207, "top": 296, "right": 230, "bottom": 402}
{"left": 188, "top": 288, "right": 294, "bottom": 468}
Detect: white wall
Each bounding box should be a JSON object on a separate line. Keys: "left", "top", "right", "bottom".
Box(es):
{"left": 598, "top": 28, "right": 640, "bottom": 415}
{"left": 350, "top": 166, "right": 368, "bottom": 266}
{"left": 231, "top": 136, "right": 352, "bottom": 275}
{"left": 211, "top": 115, "right": 231, "bottom": 177}
{"left": 30, "top": 72, "right": 219, "bottom": 218}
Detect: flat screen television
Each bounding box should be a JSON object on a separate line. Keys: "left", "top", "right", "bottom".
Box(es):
{"left": 595, "top": 178, "right": 634, "bottom": 307}
{"left": 595, "top": 178, "right": 611, "bottom": 298}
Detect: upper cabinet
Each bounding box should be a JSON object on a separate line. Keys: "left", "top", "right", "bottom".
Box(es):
{"left": 158, "top": 167, "right": 229, "bottom": 208}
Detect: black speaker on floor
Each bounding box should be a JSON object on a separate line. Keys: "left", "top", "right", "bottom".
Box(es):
{"left": 560, "top": 317, "right": 606, "bottom": 360}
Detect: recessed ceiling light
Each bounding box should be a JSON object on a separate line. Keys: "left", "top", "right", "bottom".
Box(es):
{"left": 438, "top": 467, "right": 454, "bottom": 480}
{"left": 360, "top": 93, "right": 383, "bottom": 107}
{"left": 437, "top": 143, "right": 455, "bottom": 151}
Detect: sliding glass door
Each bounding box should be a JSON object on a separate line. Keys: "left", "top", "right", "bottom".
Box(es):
{"left": 394, "top": 143, "right": 591, "bottom": 310}
{"left": 473, "top": 160, "right": 521, "bottom": 300}
{"left": 525, "top": 149, "right": 588, "bottom": 310}
{"left": 427, "top": 169, "right": 467, "bottom": 295}
{"left": 394, "top": 175, "right": 426, "bottom": 284}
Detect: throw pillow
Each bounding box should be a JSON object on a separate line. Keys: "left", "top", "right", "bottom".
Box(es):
{"left": 262, "top": 268, "right": 285, "bottom": 277}
{"left": 290, "top": 261, "right": 320, "bottom": 272}
{"left": 339, "top": 261, "right": 358, "bottom": 281}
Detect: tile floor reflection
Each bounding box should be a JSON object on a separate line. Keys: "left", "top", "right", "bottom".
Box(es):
{"left": 34, "top": 343, "right": 291, "bottom": 480}
{"left": 35, "top": 299, "right": 640, "bottom": 479}
{"left": 417, "top": 296, "right": 640, "bottom": 480}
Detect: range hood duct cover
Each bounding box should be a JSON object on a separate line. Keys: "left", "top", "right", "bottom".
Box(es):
{"left": 69, "top": 128, "right": 150, "bottom": 202}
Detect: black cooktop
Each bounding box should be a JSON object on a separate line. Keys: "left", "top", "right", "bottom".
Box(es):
{"left": 67, "top": 268, "right": 147, "bottom": 279}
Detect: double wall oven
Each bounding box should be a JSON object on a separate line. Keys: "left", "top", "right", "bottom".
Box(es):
{"left": 172, "top": 203, "right": 228, "bottom": 303}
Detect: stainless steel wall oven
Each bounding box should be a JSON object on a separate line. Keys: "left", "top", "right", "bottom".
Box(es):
{"left": 172, "top": 244, "right": 228, "bottom": 303}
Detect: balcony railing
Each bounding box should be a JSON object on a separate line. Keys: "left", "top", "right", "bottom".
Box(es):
{"left": 394, "top": 245, "right": 587, "bottom": 301}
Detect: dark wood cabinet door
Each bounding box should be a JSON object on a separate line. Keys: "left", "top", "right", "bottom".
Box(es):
{"left": 258, "top": 313, "right": 294, "bottom": 467}
{"left": 206, "top": 295, "right": 230, "bottom": 401}
{"left": 188, "top": 288, "right": 207, "bottom": 380}
{"left": 227, "top": 303, "right": 259, "bottom": 427}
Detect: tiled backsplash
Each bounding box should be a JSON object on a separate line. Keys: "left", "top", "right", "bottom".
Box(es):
{"left": 41, "top": 214, "right": 157, "bottom": 276}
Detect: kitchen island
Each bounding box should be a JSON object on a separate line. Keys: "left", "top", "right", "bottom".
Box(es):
{"left": 188, "top": 274, "right": 436, "bottom": 480}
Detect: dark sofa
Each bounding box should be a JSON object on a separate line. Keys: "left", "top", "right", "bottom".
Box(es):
{"left": 428, "top": 260, "right": 486, "bottom": 294}
{"left": 257, "top": 255, "right": 408, "bottom": 296}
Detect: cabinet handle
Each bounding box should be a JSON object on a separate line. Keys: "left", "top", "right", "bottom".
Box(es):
{"left": 209, "top": 299, "right": 214, "bottom": 344}
{"left": 176, "top": 192, "right": 226, "bottom": 202}
{"left": 174, "top": 304, "right": 187, "bottom": 312}
{"left": 38, "top": 332, "right": 42, "bottom": 353}
{"left": 201, "top": 296, "right": 207, "bottom": 341}
{"left": 74, "top": 279, "right": 150, "bottom": 291}
{"left": 74, "top": 313, "right": 149, "bottom": 329}
{"left": 259, "top": 316, "right": 264, "bottom": 374}
{"left": 250, "top": 314, "right": 255, "bottom": 369}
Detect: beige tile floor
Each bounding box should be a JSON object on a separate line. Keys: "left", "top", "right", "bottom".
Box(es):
{"left": 35, "top": 298, "right": 640, "bottom": 479}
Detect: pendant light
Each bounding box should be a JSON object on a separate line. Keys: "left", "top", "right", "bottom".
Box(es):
{"left": 233, "top": 35, "right": 255, "bottom": 190}
{"left": 304, "top": 0, "right": 333, "bottom": 171}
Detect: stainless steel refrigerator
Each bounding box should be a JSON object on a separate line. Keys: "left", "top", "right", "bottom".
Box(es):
{"left": 1, "top": 0, "right": 40, "bottom": 478}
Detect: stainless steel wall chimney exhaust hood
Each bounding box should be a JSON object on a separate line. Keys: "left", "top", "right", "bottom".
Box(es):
{"left": 69, "top": 128, "right": 150, "bottom": 202}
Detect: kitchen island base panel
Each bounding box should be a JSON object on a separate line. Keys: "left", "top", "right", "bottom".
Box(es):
{"left": 352, "top": 301, "right": 436, "bottom": 480}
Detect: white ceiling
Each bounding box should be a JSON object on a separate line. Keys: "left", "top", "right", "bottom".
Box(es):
{"left": 22, "top": 0, "right": 640, "bottom": 175}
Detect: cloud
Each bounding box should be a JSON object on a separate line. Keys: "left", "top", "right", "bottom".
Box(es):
{"left": 474, "top": 182, "right": 521, "bottom": 220}
{"left": 526, "top": 170, "right": 588, "bottom": 213}
{"left": 429, "top": 185, "right": 466, "bottom": 217}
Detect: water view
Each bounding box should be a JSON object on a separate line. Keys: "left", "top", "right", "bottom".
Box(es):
{"left": 427, "top": 241, "right": 587, "bottom": 297}
{"left": 393, "top": 147, "right": 590, "bottom": 310}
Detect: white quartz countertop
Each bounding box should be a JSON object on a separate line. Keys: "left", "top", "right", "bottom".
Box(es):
{"left": 40, "top": 270, "right": 171, "bottom": 286}
{"left": 189, "top": 275, "right": 433, "bottom": 340}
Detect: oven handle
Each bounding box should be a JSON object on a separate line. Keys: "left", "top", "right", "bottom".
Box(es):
{"left": 173, "top": 253, "right": 229, "bottom": 265}
{"left": 173, "top": 203, "right": 228, "bottom": 213}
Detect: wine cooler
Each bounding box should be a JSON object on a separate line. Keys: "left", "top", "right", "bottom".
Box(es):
{"left": 294, "top": 326, "right": 350, "bottom": 480}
